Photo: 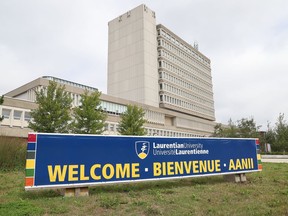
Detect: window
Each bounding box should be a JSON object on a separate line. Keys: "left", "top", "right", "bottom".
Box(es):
{"left": 14, "top": 111, "right": 22, "bottom": 120}
{"left": 2, "top": 109, "right": 11, "bottom": 119}
{"left": 24, "top": 112, "right": 31, "bottom": 121}
{"left": 110, "top": 124, "right": 115, "bottom": 132}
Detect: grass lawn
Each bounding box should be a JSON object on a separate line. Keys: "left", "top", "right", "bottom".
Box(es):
{"left": 0, "top": 163, "right": 287, "bottom": 216}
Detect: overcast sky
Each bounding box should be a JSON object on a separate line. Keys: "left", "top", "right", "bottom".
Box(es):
{"left": 1, "top": 0, "right": 288, "bottom": 129}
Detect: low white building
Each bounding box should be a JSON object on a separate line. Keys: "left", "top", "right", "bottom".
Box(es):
{"left": 1, "top": 76, "right": 215, "bottom": 138}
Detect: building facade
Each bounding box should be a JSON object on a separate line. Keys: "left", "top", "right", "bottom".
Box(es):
{"left": 1, "top": 76, "right": 215, "bottom": 138}
{"left": 157, "top": 24, "right": 215, "bottom": 121}
{"left": 107, "top": 4, "right": 159, "bottom": 107}
{"left": 107, "top": 4, "right": 215, "bottom": 122}
{"left": 0, "top": 4, "right": 216, "bottom": 138}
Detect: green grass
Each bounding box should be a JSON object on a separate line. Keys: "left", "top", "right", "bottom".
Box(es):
{"left": 0, "top": 136, "right": 27, "bottom": 171}
{"left": 0, "top": 163, "right": 287, "bottom": 215}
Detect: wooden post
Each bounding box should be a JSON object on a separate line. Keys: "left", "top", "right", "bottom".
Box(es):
{"left": 240, "top": 173, "right": 247, "bottom": 182}
{"left": 224, "top": 173, "right": 246, "bottom": 183}
{"left": 61, "top": 187, "right": 89, "bottom": 197}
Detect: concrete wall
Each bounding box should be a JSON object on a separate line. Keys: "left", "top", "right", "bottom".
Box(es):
{"left": 107, "top": 4, "right": 159, "bottom": 107}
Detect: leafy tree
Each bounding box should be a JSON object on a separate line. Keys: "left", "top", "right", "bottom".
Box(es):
{"left": 213, "top": 123, "right": 225, "bottom": 137}
{"left": 237, "top": 118, "right": 260, "bottom": 138}
{"left": 29, "top": 81, "right": 73, "bottom": 133}
{"left": 213, "top": 117, "right": 260, "bottom": 138}
{"left": 72, "top": 90, "right": 107, "bottom": 134}
{"left": 264, "top": 128, "right": 276, "bottom": 146}
{"left": 0, "top": 95, "right": 4, "bottom": 122}
{"left": 273, "top": 113, "right": 288, "bottom": 152}
{"left": 118, "top": 104, "right": 147, "bottom": 136}
{"left": 213, "top": 119, "right": 239, "bottom": 137}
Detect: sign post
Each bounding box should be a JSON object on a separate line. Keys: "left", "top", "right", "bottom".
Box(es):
{"left": 25, "top": 133, "right": 262, "bottom": 195}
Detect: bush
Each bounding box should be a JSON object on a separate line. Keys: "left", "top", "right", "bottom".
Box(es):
{"left": 0, "top": 136, "right": 27, "bottom": 171}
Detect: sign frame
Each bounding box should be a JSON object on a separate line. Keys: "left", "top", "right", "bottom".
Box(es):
{"left": 25, "top": 133, "right": 262, "bottom": 190}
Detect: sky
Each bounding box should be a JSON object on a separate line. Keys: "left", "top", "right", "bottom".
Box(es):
{"left": 1, "top": 0, "right": 288, "bottom": 130}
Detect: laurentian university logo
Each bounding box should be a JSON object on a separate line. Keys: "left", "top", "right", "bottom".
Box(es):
{"left": 135, "top": 141, "right": 150, "bottom": 159}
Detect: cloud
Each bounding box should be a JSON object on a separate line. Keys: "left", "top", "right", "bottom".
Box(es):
{"left": 0, "top": 0, "right": 288, "bottom": 129}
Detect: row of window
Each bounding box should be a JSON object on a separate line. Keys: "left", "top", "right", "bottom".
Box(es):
{"left": 70, "top": 93, "right": 81, "bottom": 107}
{"left": 1, "top": 106, "right": 211, "bottom": 136}
{"left": 158, "top": 60, "right": 212, "bottom": 92}
{"left": 176, "top": 117, "right": 214, "bottom": 132}
{"left": 158, "top": 49, "right": 211, "bottom": 84}
{"left": 157, "top": 29, "right": 210, "bottom": 66}
{"left": 158, "top": 39, "right": 211, "bottom": 75}
{"left": 159, "top": 49, "right": 211, "bottom": 83}
{"left": 160, "top": 94, "right": 215, "bottom": 117}
{"left": 101, "top": 102, "right": 166, "bottom": 125}
{"left": 27, "top": 88, "right": 37, "bottom": 102}
{"left": 28, "top": 86, "right": 83, "bottom": 108}
{"left": 1, "top": 108, "right": 31, "bottom": 122}
{"left": 144, "top": 110, "right": 165, "bottom": 125}
{"left": 159, "top": 69, "right": 213, "bottom": 98}
{"left": 43, "top": 76, "right": 98, "bottom": 92}
{"left": 100, "top": 101, "right": 127, "bottom": 115}
{"left": 104, "top": 122, "right": 204, "bottom": 137}
{"left": 159, "top": 82, "right": 213, "bottom": 107}
{"left": 105, "top": 122, "right": 119, "bottom": 132}
{"left": 0, "top": 101, "right": 166, "bottom": 126}
{"left": 146, "top": 127, "right": 203, "bottom": 137}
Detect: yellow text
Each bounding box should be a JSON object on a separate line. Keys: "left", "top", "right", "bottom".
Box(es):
{"left": 47, "top": 163, "right": 140, "bottom": 182}
{"left": 153, "top": 160, "right": 221, "bottom": 176}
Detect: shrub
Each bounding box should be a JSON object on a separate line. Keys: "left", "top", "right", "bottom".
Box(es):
{"left": 0, "top": 136, "right": 27, "bottom": 171}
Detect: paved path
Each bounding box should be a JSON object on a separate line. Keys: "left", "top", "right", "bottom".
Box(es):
{"left": 261, "top": 155, "right": 288, "bottom": 163}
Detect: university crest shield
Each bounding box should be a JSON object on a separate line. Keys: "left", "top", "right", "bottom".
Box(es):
{"left": 135, "top": 141, "right": 150, "bottom": 159}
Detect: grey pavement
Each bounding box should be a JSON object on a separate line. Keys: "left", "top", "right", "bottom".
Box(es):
{"left": 261, "top": 155, "right": 288, "bottom": 163}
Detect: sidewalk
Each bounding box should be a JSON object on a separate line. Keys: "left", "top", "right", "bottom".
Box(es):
{"left": 261, "top": 155, "right": 288, "bottom": 163}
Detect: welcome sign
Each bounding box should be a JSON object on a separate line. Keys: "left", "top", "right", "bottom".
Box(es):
{"left": 25, "top": 133, "right": 262, "bottom": 190}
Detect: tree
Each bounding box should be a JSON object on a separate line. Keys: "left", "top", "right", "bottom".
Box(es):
{"left": 72, "top": 90, "right": 107, "bottom": 134}
{"left": 118, "top": 104, "right": 147, "bottom": 136}
{"left": 0, "top": 95, "right": 4, "bottom": 122}
{"left": 29, "top": 81, "right": 73, "bottom": 133}
{"left": 213, "top": 123, "right": 225, "bottom": 137}
{"left": 213, "top": 117, "right": 260, "bottom": 138}
{"left": 213, "top": 119, "right": 239, "bottom": 137}
{"left": 273, "top": 113, "right": 288, "bottom": 152}
{"left": 264, "top": 125, "right": 276, "bottom": 146}
{"left": 237, "top": 118, "right": 260, "bottom": 138}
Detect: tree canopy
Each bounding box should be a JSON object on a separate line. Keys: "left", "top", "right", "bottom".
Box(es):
{"left": 29, "top": 81, "right": 73, "bottom": 133}
{"left": 214, "top": 115, "right": 288, "bottom": 152}
{"left": 213, "top": 117, "right": 260, "bottom": 138}
{"left": 72, "top": 90, "right": 107, "bottom": 134}
{"left": 118, "top": 104, "right": 147, "bottom": 136}
{"left": 267, "top": 113, "right": 288, "bottom": 152}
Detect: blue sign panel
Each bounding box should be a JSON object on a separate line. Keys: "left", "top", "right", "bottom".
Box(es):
{"left": 25, "top": 133, "right": 262, "bottom": 190}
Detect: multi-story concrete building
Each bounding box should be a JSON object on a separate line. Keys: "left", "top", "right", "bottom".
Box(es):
{"left": 1, "top": 76, "right": 215, "bottom": 138}
{"left": 108, "top": 5, "right": 159, "bottom": 107}
{"left": 107, "top": 4, "right": 215, "bottom": 121}
{"left": 0, "top": 4, "right": 216, "bottom": 138}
